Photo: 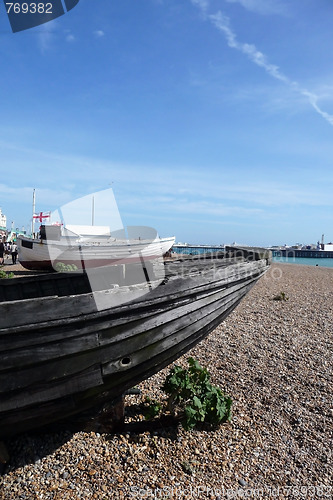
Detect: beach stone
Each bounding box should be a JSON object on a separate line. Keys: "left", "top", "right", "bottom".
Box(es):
{"left": 238, "top": 478, "right": 247, "bottom": 486}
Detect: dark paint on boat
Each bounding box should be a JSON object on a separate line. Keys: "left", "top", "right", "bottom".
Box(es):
{"left": 0, "top": 247, "right": 271, "bottom": 438}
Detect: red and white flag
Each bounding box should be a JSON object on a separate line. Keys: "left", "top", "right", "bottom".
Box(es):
{"left": 33, "top": 211, "right": 51, "bottom": 222}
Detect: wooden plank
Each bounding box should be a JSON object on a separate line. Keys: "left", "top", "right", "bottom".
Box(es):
{"left": 2, "top": 264, "right": 266, "bottom": 369}
{"left": 0, "top": 332, "right": 100, "bottom": 371}
{"left": 0, "top": 365, "right": 103, "bottom": 412}
{"left": 0, "top": 276, "right": 225, "bottom": 350}
{"left": 0, "top": 293, "right": 96, "bottom": 329}
{"left": 2, "top": 269, "right": 258, "bottom": 365}
{"left": 0, "top": 349, "right": 104, "bottom": 394}
{"left": 0, "top": 394, "right": 78, "bottom": 438}
{"left": 0, "top": 291, "right": 243, "bottom": 438}
{"left": 102, "top": 283, "right": 250, "bottom": 376}
{"left": 0, "top": 259, "right": 268, "bottom": 336}
{"left": 0, "top": 271, "right": 91, "bottom": 302}
{"left": 98, "top": 277, "right": 255, "bottom": 346}
{"left": 101, "top": 290, "right": 245, "bottom": 385}
{"left": 0, "top": 276, "right": 257, "bottom": 393}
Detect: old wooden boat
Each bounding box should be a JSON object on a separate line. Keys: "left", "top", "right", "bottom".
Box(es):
{"left": 0, "top": 247, "right": 271, "bottom": 438}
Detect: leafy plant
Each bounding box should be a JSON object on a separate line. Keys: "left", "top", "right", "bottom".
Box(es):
{"left": 0, "top": 269, "right": 14, "bottom": 279}
{"left": 181, "top": 461, "right": 194, "bottom": 475}
{"left": 143, "top": 396, "right": 162, "bottom": 420}
{"left": 54, "top": 262, "right": 78, "bottom": 273}
{"left": 144, "top": 357, "right": 232, "bottom": 430}
{"left": 272, "top": 291, "right": 289, "bottom": 301}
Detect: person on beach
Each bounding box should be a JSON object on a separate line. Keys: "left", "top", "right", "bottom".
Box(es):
{"left": 5, "top": 241, "right": 11, "bottom": 260}
{"left": 11, "top": 242, "right": 18, "bottom": 265}
{"left": 0, "top": 239, "right": 4, "bottom": 265}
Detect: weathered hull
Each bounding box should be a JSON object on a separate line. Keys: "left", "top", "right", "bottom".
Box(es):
{"left": 0, "top": 249, "right": 271, "bottom": 437}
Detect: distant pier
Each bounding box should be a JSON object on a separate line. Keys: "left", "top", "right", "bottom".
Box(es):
{"left": 172, "top": 244, "right": 224, "bottom": 255}
{"left": 172, "top": 245, "right": 333, "bottom": 259}
{"left": 273, "top": 249, "right": 333, "bottom": 259}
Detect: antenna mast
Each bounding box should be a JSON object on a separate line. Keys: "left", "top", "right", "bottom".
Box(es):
{"left": 31, "top": 188, "right": 36, "bottom": 236}
{"left": 92, "top": 195, "right": 95, "bottom": 226}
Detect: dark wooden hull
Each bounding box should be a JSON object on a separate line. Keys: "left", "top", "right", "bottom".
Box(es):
{"left": 0, "top": 248, "right": 271, "bottom": 437}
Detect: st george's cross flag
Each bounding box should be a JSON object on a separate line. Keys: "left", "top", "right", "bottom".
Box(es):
{"left": 33, "top": 211, "right": 51, "bottom": 223}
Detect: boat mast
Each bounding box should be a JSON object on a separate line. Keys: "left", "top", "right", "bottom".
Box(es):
{"left": 92, "top": 195, "right": 95, "bottom": 226}
{"left": 31, "top": 188, "right": 36, "bottom": 236}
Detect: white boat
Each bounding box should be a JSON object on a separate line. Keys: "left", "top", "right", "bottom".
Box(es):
{"left": 18, "top": 225, "right": 175, "bottom": 271}
{"left": 17, "top": 189, "right": 175, "bottom": 271}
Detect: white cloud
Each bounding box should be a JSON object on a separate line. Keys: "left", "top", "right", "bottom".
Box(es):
{"left": 38, "top": 24, "right": 54, "bottom": 53}
{"left": 191, "top": 2, "right": 333, "bottom": 127}
{"left": 66, "top": 34, "right": 75, "bottom": 42}
{"left": 190, "top": 0, "right": 209, "bottom": 13}
{"left": 94, "top": 30, "right": 105, "bottom": 38}
{"left": 1, "top": 137, "right": 332, "bottom": 232}
{"left": 209, "top": 12, "right": 289, "bottom": 85}
{"left": 300, "top": 89, "right": 333, "bottom": 126}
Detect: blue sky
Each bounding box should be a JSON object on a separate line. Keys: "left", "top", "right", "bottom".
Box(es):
{"left": 1, "top": 0, "right": 333, "bottom": 246}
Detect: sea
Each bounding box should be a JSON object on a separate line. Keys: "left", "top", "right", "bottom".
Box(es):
{"left": 172, "top": 246, "right": 333, "bottom": 268}
{"left": 272, "top": 256, "right": 333, "bottom": 268}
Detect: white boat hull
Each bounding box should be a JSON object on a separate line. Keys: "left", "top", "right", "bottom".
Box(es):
{"left": 18, "top": 235, "right": 175, "bottom": 270}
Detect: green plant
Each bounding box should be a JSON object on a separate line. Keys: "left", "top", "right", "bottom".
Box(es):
{"left": 0, "top": 269, "right": 14, "bottom": 279}
{"left": 144, "top": 357, "right": 232, "bottom": 430}
{"left": 180, "top": 461, "right": 194, "bottom": 475}
{"left": 54, "top": 262, "right": 78, "bottom": 273}
{"left": 143, "top": 396, "right": 162, "bottom": 420}
{"left": 272, "top": 291, "right": 289, "bottom": 301}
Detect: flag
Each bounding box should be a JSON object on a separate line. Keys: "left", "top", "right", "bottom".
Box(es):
{"left": 33, "top": 212, "right": 51, "bottom": 223}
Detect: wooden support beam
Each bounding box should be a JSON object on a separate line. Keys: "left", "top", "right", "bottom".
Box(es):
{"left": 69, "top": 396, "right": 125, "bottom": 434}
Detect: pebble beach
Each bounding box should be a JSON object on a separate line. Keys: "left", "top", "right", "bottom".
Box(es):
{"left": 0, "top": 263, "right": 332, "bottom": 499}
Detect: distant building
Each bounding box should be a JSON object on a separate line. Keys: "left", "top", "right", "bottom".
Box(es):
{"left": 323, "top": 243, "right": 333, "bottom": 251}
{"left": 0, "top": 208, "right": 6, "bottom": 235}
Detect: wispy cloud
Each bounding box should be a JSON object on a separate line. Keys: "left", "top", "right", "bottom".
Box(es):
{"left": 1, "top": 134, "right": 332, "bottom": 233}
{"left": 38, "top": 24, "right": 54, "bottom": 53}
{"left": 209, "top": 11, "right": 289, "bottom": 85}
{"left": 93, "top": 30, "right": 105, "bottom": 38}
{"left": 191, "top": 0, "right": 209, "bottom": 12}
{"left": 3, "top": 137, "right": 332, "bottom": 208}
{"left": 0, "top": 183, "right": 71, "bottom": 207}
{"left": 191, "top": 1, "right": 333, "bottom": 126}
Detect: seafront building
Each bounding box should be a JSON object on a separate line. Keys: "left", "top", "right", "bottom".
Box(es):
{"left": 271, "top": 239, "right": 333, "bottom": 259}
{"left": 0, "top": 208, "right": 6, "bottom": 237}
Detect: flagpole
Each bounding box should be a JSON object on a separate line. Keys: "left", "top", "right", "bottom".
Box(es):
{"left": 31, "top": 188, "right": 36, "bottom": 237}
